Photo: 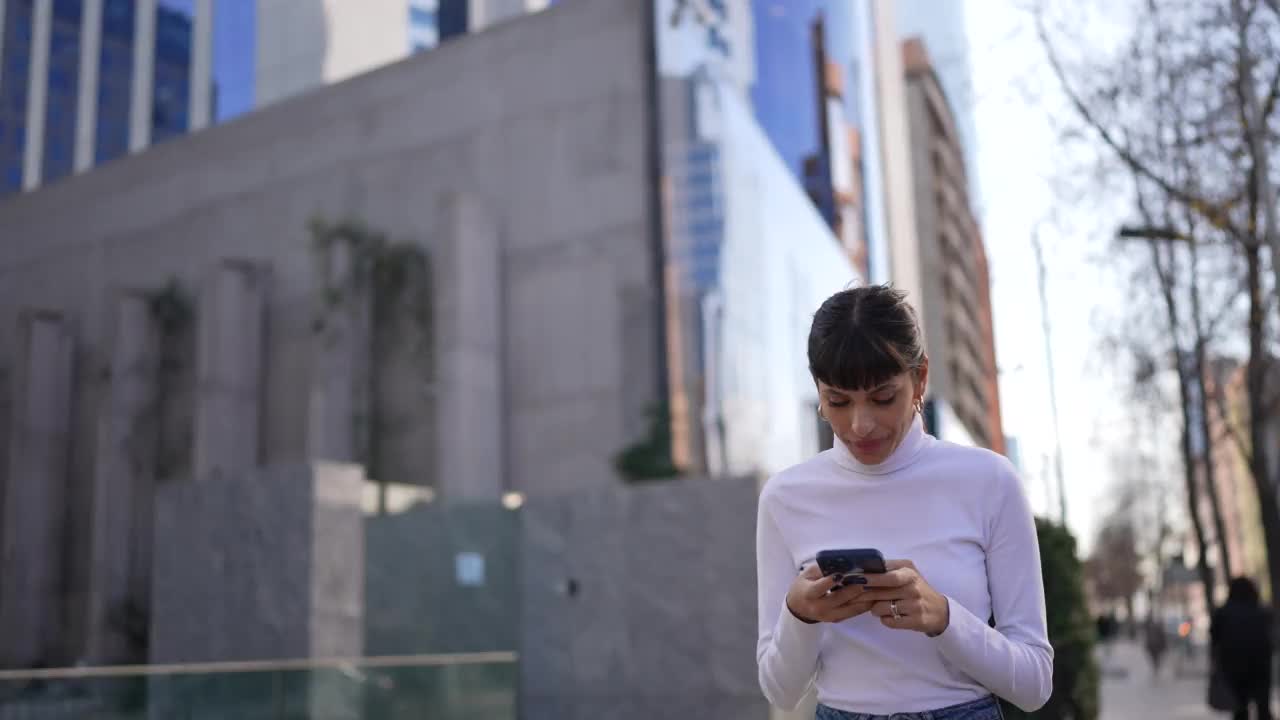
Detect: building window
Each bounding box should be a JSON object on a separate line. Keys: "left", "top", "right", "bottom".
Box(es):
{"left": 1, "top": 0, "right": 35, "bottom": 194}
{"left": 437, "top": 0, "right": 467, "bottom": 43}
{"left": 212, "top": 0, "right": 255, "bottom": 122}
{"left": 96, "top": 0, "right": 135, "bottom": 165}
{"left": 43, "top": 0, "right": 84, "bottom": 183}
{"left": 152, "top": 0, "right": 193, "bottom": 144}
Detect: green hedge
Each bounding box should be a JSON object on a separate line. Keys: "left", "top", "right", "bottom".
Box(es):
{"left": 1001, "top": 518, "right": 1100, "bottom": 720}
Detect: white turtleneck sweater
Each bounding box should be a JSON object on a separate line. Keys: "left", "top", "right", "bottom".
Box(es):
{"left": 755, "top": 417, "right": 1053, "bottom": 714}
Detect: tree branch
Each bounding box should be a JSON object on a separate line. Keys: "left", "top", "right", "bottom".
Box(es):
{"left": 1036, "top": 6, "right": 1245, "bottom": 239}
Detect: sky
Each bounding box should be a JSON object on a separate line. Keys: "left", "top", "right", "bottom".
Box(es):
{"left": 964, "top": 0, "right": 1135, "bottom": 551}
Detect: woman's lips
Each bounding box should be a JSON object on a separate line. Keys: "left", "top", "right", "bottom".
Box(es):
{"left": 852, "top": 439, "right": 883, "bottom": 454}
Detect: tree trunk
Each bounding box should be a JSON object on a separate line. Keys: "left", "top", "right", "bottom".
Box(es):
{"left": 1151, "top": 241, "right": 1218, "bottom": 609}
{"left": 1244, "top": 242, "right": 1280, "bottom": 609}
{"left": 1190, "top": 241, "right": 1234, "bottom": 582}
{"left": 1230, "top": 0, "right": 1280, "bottom": 322}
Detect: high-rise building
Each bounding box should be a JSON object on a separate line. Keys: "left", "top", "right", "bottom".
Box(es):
{"left": 895, "top": 0, "right": 980, "bottom": 203}
{"left": 0, "top": 0, "right": 553, "bottom": 199}
{"left": 902, "top": 37, "right": 1002, "bottom": 452}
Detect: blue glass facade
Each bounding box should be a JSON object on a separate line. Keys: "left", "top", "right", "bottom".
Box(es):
{"left": 437, "top": 0, "right": 467, "bottom": 43}
{"left": 96, "top": 0, "right": 135, "bottom": 165}
{"left": 211, "top": 0, "right": 254, "bottom": 122}
{"left": 1, "top": 0, "right": 34, "bottom": 192}
{"left": 150, "top": 0, "right": 192, "bottom": 143}
{"left": 750, "top": 0, "right": 877, "bottom": 277}
{"left": 0, "top": 0, "right": 265, "bottom": 194}
{"left": 653, "top": 0, "right": 878, "bottom": 476}
{"left": 42, "top": 0, "right": 82, "bottom": 183}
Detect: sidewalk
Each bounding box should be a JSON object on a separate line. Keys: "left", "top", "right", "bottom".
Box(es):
{"left": 1099, "top": 640, "right": 1222, "bottom": 720}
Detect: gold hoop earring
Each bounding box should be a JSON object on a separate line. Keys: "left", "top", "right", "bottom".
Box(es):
{"left": 913, "top": 397, "right": 924, "bottom": 416}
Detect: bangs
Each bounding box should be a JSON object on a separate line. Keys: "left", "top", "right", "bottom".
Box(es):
{"left": 809, "top": 323, "right": 910, "bottom": 392}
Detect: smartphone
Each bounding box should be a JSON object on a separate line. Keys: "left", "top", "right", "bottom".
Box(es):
{"left": 815, "top": 548, "right": 887, "bottom": 588}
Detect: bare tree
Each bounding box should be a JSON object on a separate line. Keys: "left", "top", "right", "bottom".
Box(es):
{"left": 1038, "top": 0, "right": 1280, "bottom": 609}
{"left": 1088, "top": 514, "right": 1144, "bottom": 620}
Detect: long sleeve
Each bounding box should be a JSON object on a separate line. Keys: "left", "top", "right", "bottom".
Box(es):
{"left": 932, "top": 460, "right": 1054, "bottom": 712}
{"left": 756, "top": 490, "right": 823, "bottom": 710}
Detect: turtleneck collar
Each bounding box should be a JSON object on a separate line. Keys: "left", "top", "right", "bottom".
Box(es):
{"left": 829, "top": 414, "right": 932, "bottom": 476}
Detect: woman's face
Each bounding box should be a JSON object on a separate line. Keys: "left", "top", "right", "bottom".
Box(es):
{"left": 818, "top": 361, "right": 928, "bottom": 466}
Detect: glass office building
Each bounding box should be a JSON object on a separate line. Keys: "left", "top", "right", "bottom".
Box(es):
{"left": 41, "top": 0, "right": 81, "bottom": 183}
{"left": 0, "top": 0, "right": 571, "bottom": 200}
{"left": 0, "top": 0, "right": 33, "bottom": 193}
{"left": 151, "top": 0, "right": 193, "bottom": 145}
{"left": 0, "top": 0, "right": 255, "bottom": 197}
{"left": 653, "top": 0, "right": 883, "bottom": 477}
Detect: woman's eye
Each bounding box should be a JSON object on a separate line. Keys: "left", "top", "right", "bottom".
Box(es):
{"left": 872, "top": 395, "right": 897, "bottom": 406}
{"left": 828, "top": 400, "right": 850, "bottom": 408}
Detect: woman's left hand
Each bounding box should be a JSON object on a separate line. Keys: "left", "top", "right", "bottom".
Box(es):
{"left": 859, "top": 559, "right": 951, "bottom": 636}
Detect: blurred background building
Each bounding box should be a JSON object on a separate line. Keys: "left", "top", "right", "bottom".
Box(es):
{"left": 902, "top": 36, "right": 1001, "bottom": 452}
{"left": 0, "top": 0, "right": 563, "bottom": 197}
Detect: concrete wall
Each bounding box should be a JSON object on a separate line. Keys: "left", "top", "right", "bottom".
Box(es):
{"left": 362, "top": 475, "right": 767, "bottom": 719}
{"left": 149, "top": 462, "right": 365, "bottom": 665}
{"left": 148, "top": 461, "right": 365, "bottom": 720}
{"left": 519, "top": 477, "right": 767, "bottom": 720}
{"left": 0, "top": 0, "right": 659, "bottom": 663}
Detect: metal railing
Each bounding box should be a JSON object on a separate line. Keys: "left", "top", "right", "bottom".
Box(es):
{"left": 0, "top": 652, "right": 519, "bottom": 720}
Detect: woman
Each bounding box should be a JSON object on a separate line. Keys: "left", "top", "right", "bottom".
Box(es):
{"left": 1210, "top": 577, "right": 1273, "bottom": 720}
{"left": 756, "top": 285, "right": 1053, "bottom": 719}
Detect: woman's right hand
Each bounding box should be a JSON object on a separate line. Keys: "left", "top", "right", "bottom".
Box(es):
{"left": 785, "top": 564, "right": 875, "bottom": 624}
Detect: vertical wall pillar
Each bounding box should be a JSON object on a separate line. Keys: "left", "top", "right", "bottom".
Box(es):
{"left": 0, "top": 312, "right": 75, "bottom": 668}
{"left": 87, "top": 292, "right": 160, "bottom": 664}
{"left": 193, "top": 260, "right": 268, "bottom": 480}
{"left": 435, "top": 192, "right": 502, "bottom": 500}
{"left": 308, "top": 239, "right": 373, "bottom": 465}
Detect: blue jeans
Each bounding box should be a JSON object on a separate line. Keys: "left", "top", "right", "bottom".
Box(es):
{"left": 815, "top": 695, "right": 1004, "bottom": 720}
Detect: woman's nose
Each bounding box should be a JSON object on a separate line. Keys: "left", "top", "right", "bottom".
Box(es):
{"left": 850, "top": 407, "right": 875, "bottom": 436}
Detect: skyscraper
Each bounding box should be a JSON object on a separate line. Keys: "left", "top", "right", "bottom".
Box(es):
{"left": 0, "top": 0, "right": 550, "bottom": 199}
{"left": 895, "top": 0, "right": 979, "bottom": 202}
{"left": 902, "top": 37, "right": 1002, "bottom": 452}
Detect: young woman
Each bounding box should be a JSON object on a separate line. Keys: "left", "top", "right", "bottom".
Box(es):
{"left": 756, "top": 285, "right": 1053, "bottom": 719}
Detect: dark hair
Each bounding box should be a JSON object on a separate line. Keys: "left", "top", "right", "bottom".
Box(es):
{"left": 1227, "top": 577, "right": 1260, "bottom": 607}
{"left": 808, "top": 284, "right": 925, "bottom": 391}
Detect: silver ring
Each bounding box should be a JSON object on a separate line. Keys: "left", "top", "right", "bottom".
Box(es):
{"left": 890, "top": 601, "right": 902, "bottom": 620}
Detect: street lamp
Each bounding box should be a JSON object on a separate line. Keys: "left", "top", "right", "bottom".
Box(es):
{"left": 1117, "top": 226, "right": 1193, "bottom": 243}
{"left": 1032, "top": 228, "right": 1068, "bottom": 527}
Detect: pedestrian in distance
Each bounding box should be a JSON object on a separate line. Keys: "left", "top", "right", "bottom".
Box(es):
{"left": 1210, "top": 577, "right": 1273, "bottom": 720}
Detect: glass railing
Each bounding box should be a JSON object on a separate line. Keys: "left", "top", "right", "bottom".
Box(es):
{"left": 0, "top": 652, "right": 517, "bottom": 720}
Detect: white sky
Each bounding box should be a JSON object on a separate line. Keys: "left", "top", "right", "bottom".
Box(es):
{"left": 965, "top": 0, "right": 1135, "bottom": 551}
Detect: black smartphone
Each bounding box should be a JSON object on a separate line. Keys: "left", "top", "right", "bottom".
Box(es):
{"left": 815, "top": 548, "right": 887, "bottom": 588}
